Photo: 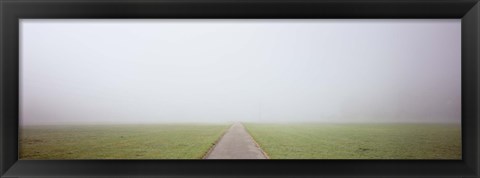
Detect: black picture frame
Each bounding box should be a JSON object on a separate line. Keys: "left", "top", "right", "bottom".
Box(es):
{"left": 1, "top": 0, "right": 479, "bottom": 177}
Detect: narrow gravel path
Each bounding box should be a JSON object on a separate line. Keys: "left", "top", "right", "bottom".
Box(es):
{"left": 204, "top": 122, "right": 268, "bottom": 159}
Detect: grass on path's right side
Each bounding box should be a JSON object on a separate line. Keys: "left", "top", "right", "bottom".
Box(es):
{"left": 244, "top": 123, "right": 461, "bottom": 159}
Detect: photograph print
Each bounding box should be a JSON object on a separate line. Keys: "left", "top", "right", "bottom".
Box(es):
{"left": 19, "top": 19, "right": 461, "bottom": 159}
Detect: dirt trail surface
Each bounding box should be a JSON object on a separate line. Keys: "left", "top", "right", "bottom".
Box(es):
{"left": 205, "top": 122, "right": 268, "bottom": 159}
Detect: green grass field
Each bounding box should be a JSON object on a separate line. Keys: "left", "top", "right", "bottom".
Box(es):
{"left": 244, "top": 123, "right": 461, "bottom": 159}
{"left": 20, "top": 123, "right": 461, "bottom": 159}
{"left": 20, "top": 124, "right": 229, "bottom": 159}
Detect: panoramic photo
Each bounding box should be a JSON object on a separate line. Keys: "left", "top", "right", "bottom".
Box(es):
{"left": 19, "top": 19, "right": 461, "bottom": 159}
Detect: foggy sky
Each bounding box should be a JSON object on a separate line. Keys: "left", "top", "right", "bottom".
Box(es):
{"left": 20, "top": 19, "right": 461, "bottom": 125}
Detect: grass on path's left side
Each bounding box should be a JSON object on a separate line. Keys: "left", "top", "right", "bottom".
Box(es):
{"left": 20, "top": 124, "right": 230, "bottom": 159}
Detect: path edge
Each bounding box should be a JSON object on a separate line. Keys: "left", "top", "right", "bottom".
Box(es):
{"left": 242, "top": 123, "right": 271, "bottom": 159}
{"left": 201, "top": 123, "right": 234, "bottom": 159}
